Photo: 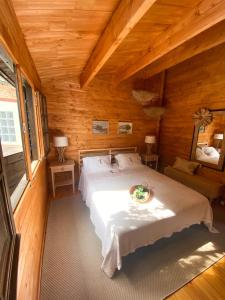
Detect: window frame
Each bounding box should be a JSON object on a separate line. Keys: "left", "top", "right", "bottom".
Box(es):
{"left": 21, "top": 74, "right": 40, "bottom": 162}
{"left": 0, "top": 61, "right": 30, "bottom": 209}
{"left": 0, "top": 42, "right": 47, "bottom": 210}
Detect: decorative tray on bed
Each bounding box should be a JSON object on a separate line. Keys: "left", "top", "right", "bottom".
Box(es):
{"left": 129, "top": 185, "right": 154, "bottom": 203}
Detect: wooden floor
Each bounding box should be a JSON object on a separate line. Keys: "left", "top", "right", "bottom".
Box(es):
{"left": 169, "top": 202, "right": 225, "bottom": 300}
{"left": 52, "top": 186, "right": 225, "bottom": 300}
{"left": 169, "top": 257, "right": 225, "bottom": 300}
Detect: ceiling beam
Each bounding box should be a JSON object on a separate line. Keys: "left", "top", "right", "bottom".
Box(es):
{"left": 80, "top": 0, "right": 157, "bottom": 88}
{"left": 115, "top": 0, "right": 225, "bottom": 84}
{"left": 139, "top": 20, "right": 225, "bottom": 79}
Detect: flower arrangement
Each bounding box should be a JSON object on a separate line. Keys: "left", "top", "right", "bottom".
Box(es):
{"left": 129, "top": 184, "right": 153, "bottom": 203}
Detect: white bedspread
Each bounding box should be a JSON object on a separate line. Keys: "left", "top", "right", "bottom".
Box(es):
{"left": 79, "top": 166, "right": 214, "bottom": 277}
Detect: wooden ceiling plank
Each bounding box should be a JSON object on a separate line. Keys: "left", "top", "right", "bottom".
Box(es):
{"left": 139, "top": 20, "right": 225, "bottom": 79}
{"left": 80, "top": 0, "right": 158, "bottom": 88}
{"left": 115, "top": 0, "right": 225, "bottom": 83}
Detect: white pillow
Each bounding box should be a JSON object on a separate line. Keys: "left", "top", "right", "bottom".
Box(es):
{"left": 115, "top": 153, "right": 142, "bottom": 170}
{"left": 83, "top": 155, "right": 112, "bottom": 173}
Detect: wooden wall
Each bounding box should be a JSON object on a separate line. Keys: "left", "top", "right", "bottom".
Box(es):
{"left": 0, "top": 1, "right": 49, "bottom": 300}
{"left": 45, "top": 74, "right": 157, "bottom": 163}
{"left": 160, "top": 42, "right": 225, "bottom": 184}
{"left": 0, "top": 0, "right": 41, "bottom": 89}
{"left": 14, "top": 161, "right": 48, "bottom": 300}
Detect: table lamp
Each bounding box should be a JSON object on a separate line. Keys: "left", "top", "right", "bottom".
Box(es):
{"left": 53, "top": 136, "right": 68, "bottom": 163}
{"left": 214, "top": 133, "right": 224, "bottom": 149}
{"left": 145, "top": 135, "right": 156, "bottom": 156}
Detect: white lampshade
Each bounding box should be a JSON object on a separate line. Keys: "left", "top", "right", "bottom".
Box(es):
{"left": 53, "top": 136, "right": 68, "bottom": 147}
{"left": 214, "top": 133, "right": 224, "bottom": 140}
{"left": 145, "top": 135, "right": 156, "bottom": 144}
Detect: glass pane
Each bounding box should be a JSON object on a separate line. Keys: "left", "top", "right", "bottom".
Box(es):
{"left": 2, "top": 135, "right": 9, "bottom": 142}
{"left": 8, "top": 128, "right": 15, "bottom": 134}
{"left": 9, "top": 135, "right": 16, "bottom": 142}
{"left": 7, "top": 119, "right": 14, "bottom": 127}
{"left": 0, "top": 120, "right": 6, "bottom": 126}
{"left": 6, "top": 112, "right": 13, "bottom": 119}
{"left": 194, "top": 111, "right": 225, "bottom": 168}
{"left": 0, "top": 112, "right": 6, "bottom": 118}
{"left": 0, "top": 59, "right": 28, "bottom": 208}
{"left": 1, "top": 128, "right": 7, "bottom": 134}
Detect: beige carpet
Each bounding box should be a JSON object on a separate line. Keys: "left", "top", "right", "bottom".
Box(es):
{"left": 41, "top": 194, "right": 225, "bottom": 300}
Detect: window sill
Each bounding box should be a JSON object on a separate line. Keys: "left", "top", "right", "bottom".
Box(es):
{"left": 31, "top": 159, "right": 39, "bottom": 175}
{"left": 11, "top": 174, "right": 28, "bottom": 211}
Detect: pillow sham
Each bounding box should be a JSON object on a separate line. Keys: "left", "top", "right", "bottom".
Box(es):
{"left": 115, "top": 153, "right": 142, "bottom": 170}
{"left": 173, "top": 157, "right": 200, "bottom": 175}
{"left": 83, "top": 155, "right": 112, "bottom": 173}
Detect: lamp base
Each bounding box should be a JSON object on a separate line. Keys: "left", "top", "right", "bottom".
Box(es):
{"left": 57, "top": 147, "right": 66, "bottom": 163}
{"left": 146, "top": 143, "right": 153, "bottom": 156}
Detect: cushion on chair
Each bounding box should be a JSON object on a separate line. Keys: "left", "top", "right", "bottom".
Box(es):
{"left": 173, "top": 157, "right": 200, "bottom": 175}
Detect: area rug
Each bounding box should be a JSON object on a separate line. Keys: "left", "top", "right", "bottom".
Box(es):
{"left": 41, "top": 195, "right": 225, "bottom": 300}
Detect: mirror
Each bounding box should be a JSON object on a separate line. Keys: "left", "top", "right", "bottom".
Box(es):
{"left": 191, "top": 109, "right": 225, "bottom": 170}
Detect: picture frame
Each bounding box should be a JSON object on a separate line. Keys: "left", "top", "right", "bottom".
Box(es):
{"left": 118, "top": 121, "right": 133, "bottom": 135}
{"left": 92, "top": 120, "right": 109, "bottom": 135}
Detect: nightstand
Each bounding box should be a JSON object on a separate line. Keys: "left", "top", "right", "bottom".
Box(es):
{"left": 50, "top": 160, "right": 75, "bottom": 197}
{"left": 142, "top": 154, "right": 159, "bottom": 170}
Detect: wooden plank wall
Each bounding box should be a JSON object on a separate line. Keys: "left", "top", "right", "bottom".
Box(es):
{"left": 14, "top": 160, "right": 48, "bottom": 300}
{"left": 45, "top": 74, "right": 158, "bottom": 163}
{"left": 0, "top": 0, "right": 41, "bottom": 89}
{"left": 0, "top": 1, "right": 49, "bottom": 299}
{"left": 159, "top": 42, "right": 225, "bottom": 184}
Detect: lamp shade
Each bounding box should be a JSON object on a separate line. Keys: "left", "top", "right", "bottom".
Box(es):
{"left": 145, "top": 135, "right": 156, "bottom": 144}
{"left": 214, "top": 133, "right": 224, "bottom": 140}
{"left": 53, "top": 136, "right": 68, "bottom": 147}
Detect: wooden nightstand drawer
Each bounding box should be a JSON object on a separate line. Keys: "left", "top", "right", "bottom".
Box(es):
{"left": 52, "top": 165, "right": 73, "bottom": 172}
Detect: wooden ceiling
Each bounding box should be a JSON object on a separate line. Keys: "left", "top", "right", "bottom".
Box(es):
{"left": 12, "top": 0, "right": 119, "bottom": 82}
{"left": 99, "top": 0, "right": 200, "bottom": 75}
{"left": 11, "top": 0, "right": 225, "bottom": 88}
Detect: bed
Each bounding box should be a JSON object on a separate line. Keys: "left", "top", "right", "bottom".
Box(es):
{"left": 78, "top": 147, "right": 214, "bottom": 277}
{"left": 196, "top": 144, "right": 220, "bottom": 165}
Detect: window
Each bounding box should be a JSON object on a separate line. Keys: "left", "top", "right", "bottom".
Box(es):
{"left": 0, "top": 47, "right": 28, "bottom": 210}
{"left": 0, "top": 111, "right": 16, "bottom": 142}
{"left": 22, "top": 78, "right": 39, "bottom": 163}
{"left": 40, "top": 94, "right": 50, "bottom": 155}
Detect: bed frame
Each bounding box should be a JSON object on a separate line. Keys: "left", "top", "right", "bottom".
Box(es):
{"left": 78, "top": 146, "right": 137, "bottom": 173}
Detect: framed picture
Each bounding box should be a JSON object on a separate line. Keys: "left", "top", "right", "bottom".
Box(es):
{"left": 118, "top": 121, "right": 133, "bottom": 135}
{"left": 92, "top": 120, "right": 109, "bottom": 134}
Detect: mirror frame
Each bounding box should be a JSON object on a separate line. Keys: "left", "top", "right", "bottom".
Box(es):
{"left": 191, "top": 109, "right": 225, "bottom": 171}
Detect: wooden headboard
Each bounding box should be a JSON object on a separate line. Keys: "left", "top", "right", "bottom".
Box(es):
{"left": 78, "top": 146, "right": 137, "bottom": 173}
